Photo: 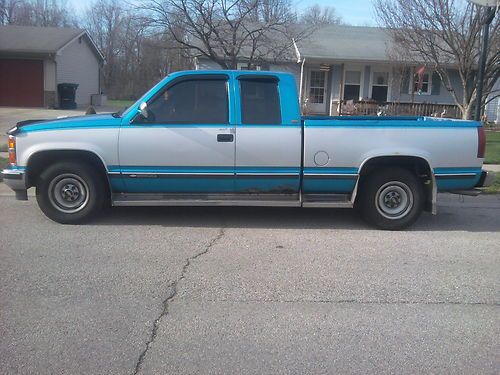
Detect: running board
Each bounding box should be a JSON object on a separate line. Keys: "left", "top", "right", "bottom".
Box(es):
{"left": 112, "top": 193, "right": 353, "bottom": 208}
{"left": 302, "top": 193, "right": 353, "bottom": 208}
{"left": 112, "top": 193, "right": 301, "bottom": 207}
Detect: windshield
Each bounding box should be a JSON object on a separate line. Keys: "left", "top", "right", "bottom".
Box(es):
{"left": 121, "top": 75, "right": 171, "bottom": 118}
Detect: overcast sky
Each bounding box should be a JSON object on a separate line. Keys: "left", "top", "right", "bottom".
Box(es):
{"left": 70, "top": 0, "right": 377, "bottom": 26}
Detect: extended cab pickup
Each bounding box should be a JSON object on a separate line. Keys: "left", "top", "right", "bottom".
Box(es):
{"left": 1, "top": 70, "right": 494, "bottom": 229}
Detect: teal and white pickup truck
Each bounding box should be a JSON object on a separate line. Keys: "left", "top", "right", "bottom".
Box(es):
{"left": 1, "top": 70, "right": 494, "bottom": 229}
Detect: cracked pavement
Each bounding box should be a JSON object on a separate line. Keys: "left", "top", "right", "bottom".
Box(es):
{"left": 0, "top": 192, "right": 499, "bottom": 374}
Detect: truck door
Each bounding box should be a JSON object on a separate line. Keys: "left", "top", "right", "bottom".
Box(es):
{"left": 234, "top": 74, "right": 301, "bottom": 198}
{"left": 118, "top": 74, "right": 235, "bottom": 194}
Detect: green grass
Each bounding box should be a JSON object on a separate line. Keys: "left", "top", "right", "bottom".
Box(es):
{"left": 107, "top": 99, "right": 134, "bottom": 109}
{"left": 0, "top": 156, "right": 8, "bottom": 170}
{"left": 484, "top": 172, "right": 500, "bottom": 194}
{"left": 485, "top": 131, "right": 500, "bottom": 164}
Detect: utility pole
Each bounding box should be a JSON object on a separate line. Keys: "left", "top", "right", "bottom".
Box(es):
{"left": 474, "top": 6, "right": 497, "bottom": 121}
{"left": 468, "top": 0, "right": 498, "bottom": 121}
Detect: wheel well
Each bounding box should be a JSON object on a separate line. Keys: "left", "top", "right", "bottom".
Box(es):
{"left": 358, "top": 155, "right": 433, "bottom": 212}
{"left": 26, "top": 150, "right": 110, "bottom": 195}
{"left": 359, "top": 156, "right": 431, "bottom": 179}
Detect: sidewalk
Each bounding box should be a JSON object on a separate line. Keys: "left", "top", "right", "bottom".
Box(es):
{"left": 483, "top": 164, "right": 500, "bottom": 172}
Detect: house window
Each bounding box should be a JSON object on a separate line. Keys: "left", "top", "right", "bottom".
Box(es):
{"left": 411, "top": 71, "right": 432, "bottom": 95}
{"left": 371, "top": 71, "right": 389, "bottom": 103}
{"left": 309, "top": 70, "right": 326, "bottom": 104}
{"left": 344, "top": 70, "right": 362, "bottom": 101}
{"left": 237, "top": 62, "right": 261, "bottom": 71}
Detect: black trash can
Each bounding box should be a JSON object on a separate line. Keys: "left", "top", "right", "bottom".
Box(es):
{"left": 58, "top": 83, "right": 79, "bottom": 109}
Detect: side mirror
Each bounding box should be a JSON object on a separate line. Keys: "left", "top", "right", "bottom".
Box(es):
{"left": 139, "top": 102, "right": 148, "bottom": 118}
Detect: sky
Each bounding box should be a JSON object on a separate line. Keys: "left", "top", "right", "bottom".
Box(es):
{"left": 297, "top": 0, "right": 377, "bottom": 26}
{"left": 70, "top": 0, "right": 378, "bottom": 26}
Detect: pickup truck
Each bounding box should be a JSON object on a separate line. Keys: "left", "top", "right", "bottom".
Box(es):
{"left": 1, "top": 70, "right": 494, "bottom": 229}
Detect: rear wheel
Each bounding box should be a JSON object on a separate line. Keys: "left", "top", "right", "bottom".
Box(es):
{"left": 36, "top": 162, "right": 106, "bottom": 224}
{"left": 357, "top": 167, "right": 424, "bottom": 230}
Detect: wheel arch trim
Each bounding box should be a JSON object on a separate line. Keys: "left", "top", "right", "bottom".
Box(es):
{"left": 354, "top": 154, "right": 436, "bottom": 215}
{"left": 25, "top": 149, "right": 113, "bottom": 194}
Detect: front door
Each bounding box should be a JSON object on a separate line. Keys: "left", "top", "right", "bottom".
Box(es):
{"left": 118, "top": 75, "right": 235, "bottom": 194}
{"left": 307, "top": 70, "right": 328, "bottom": 114}
{"left": 234, "top": 74, "right": 301, "bottom": 198}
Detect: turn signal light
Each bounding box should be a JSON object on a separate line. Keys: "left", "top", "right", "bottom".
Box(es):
{"left": 8, "top": 136, "right": 16, "bottom": 165}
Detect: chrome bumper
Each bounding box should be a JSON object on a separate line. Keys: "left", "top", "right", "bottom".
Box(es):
{"left": 476, "top": 170, "right": 495, "bottom": 188}
{"left": 1, "top": 169, "right": 28, "bottom": 199}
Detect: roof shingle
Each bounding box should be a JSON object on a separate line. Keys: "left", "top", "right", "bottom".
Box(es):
{"left": 0, "top": 25, "right": 84, "bottom": 54}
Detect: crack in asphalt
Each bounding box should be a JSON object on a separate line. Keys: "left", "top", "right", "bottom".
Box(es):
{"left": 132, "top": 228, "right": 225, "bottom": 375}
{"left": 203, "top": 299, "right": 499, "bottom": 306}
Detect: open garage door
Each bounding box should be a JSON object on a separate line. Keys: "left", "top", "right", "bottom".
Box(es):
{"left": 0, "top": 59, "right": 44, "bottom": 107}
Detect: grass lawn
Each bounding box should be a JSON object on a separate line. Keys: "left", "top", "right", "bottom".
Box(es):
{"left": 484, "top": 172, "right": 500, "bottom": 194}
{"left": 107, "top": 99, "right": 134, "bottom": 109}
{"left": 485, "top": 131, "right": 500, "bottom": 164}
{"left": 0, "top": 156, "right": 8, "bottom": 170}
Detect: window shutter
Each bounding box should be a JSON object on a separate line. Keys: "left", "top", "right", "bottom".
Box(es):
{"left": 431, "top": 72, "right": 441, "bottom": 95}
{"left": 400, "top": 68, "right": 410, "bottom": 94}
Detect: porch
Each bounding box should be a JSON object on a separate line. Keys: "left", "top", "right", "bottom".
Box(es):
{"left": 332, "top": 100, "right": 462, "bottom": 118}
{"left": 298, "top": 62, "right": 461, "bottom": 118}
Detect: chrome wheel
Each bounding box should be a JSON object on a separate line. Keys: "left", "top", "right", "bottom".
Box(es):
{"left": 48, "top": 173, "right": 90, "bottom": 213}
{"left": 375, "top": 181, "right": 413, "bottom": 220}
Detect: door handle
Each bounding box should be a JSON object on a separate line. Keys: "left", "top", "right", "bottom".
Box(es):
{"left": 217, "top": 134, "right": 234, "bottom": 142}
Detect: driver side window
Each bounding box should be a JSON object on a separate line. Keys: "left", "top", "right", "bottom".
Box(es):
{"left": 142, "top": 78, "right": 229, "bottom": 124}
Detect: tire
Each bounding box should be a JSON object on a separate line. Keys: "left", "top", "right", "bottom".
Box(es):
{"left": 357, "top": 167, "right": 424, "bottom": 230}
{"left": 36, "top": 161, "right": 106, "bottom": 224}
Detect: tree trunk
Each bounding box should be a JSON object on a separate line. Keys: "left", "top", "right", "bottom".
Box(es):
{"left": 462, "top": 104, "right": 472, "bottom": 120}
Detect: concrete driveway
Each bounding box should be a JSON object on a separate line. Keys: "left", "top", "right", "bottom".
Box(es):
{"left": 0, "top": 186, "right": 498, "bottom": 375}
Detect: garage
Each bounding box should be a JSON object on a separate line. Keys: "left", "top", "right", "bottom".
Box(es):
{"left": 0, "top": 25, "right": 104, "bottom": 108}
{"left": 0, "top": 59, "right": 44, "bottom": 107}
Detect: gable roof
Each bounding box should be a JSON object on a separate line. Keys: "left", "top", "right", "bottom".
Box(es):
{"left": 0, "top": 25, "right": 104, "bottom": 61}
{"left": 295, "top": 25, "right": 395, "bottom": 62}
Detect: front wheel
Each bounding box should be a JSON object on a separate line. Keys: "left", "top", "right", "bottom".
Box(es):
{"left": 357, "top": 167, "right": 424, "bottom": 230}
{"left": 36, "top": 162, "right": 106, "bottom": 224}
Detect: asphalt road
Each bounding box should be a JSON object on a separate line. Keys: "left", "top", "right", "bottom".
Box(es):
{"left": 0, "top": 190, "right": 499, "bottom": 375}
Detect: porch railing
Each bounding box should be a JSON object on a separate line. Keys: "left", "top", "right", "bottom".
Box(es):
{"left": 330, "top": 100, "right": 462, "bottom": 119}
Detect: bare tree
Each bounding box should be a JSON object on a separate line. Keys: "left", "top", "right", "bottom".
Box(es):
{"left": 0, "top": 0, "right": 76, "bottom": 26}
{"left": 300, "top": 4, "right": 342, "bottom": 25}
{"left": 83, "top": 0, "right": 190, "bottom": 99}
{"left": 139, "top": 0, "right": 305, "bottom": 69}
{"left": 374, "top": 0, "right": 499, "bottom": 119}
{"left": 84, "top": 0, "right": 126, "bottom": 93}
{"left": 0, "top": 0, "right": 22, "bottom": 24}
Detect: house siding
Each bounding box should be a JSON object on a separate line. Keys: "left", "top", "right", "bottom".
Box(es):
{"left": 56, "top": 37, "right": 100, "bottom": 106}
{"left": 43, "top": 58, "right": 56, "bottom": 107}
{"left": 195, "top": 58, "right": 223, "bottom": 70}
{"left": 395, "top": 68, "right": 462, "bottom": 105}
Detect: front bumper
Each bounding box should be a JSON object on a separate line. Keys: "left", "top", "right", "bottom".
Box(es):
{"left": 1, "top": 168, "right": 28, "bottom": 200}
{"left": 476, "top": 170, "right": 495, "bottom": 188}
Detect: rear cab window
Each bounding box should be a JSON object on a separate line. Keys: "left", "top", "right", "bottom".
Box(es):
{"left": 238, "top": 76, "right": 281, "bottom": 125}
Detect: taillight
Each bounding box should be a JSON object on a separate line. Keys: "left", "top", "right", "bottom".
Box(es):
{"left": 8, "top": 136, "right": 16, "bottom": 165}
{"left": 477, "top": 126, "right": 486, "bottom": 158}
